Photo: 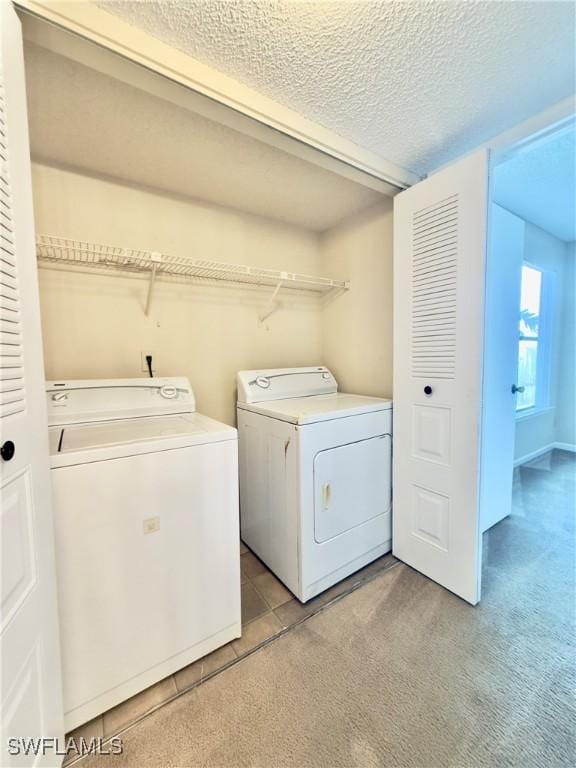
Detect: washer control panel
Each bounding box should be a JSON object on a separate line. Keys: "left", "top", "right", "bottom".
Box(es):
{"left": 46, "top": 377, "right": 195, "bottom": 426}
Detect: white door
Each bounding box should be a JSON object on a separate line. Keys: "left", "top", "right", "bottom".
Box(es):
{"left": 480, "top": 204, "right": 524, "bottom": 532}
{"left": 393, "top": 150, "right": 489, "bottom": 605}
{"left": 1, "top": 3, "right": 64, "bottom": 766}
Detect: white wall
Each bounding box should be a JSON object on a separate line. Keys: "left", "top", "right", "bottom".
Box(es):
{"left": 514, "top": 224, "right": 575, "bottom": 462}
{"left": 320, "top": 200, "right": 394, "bottom": 398}
{"left": 32, "top": 163, "right": 324, "bottom": 426}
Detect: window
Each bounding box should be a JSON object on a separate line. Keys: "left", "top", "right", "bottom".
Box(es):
{"left": 516, "top": 264, "right": 552, "bottom": 413}
{"left": 516, "top": 265, "right": 541, "bottom": 410}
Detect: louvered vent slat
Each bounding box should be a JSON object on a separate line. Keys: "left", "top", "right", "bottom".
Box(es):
{"left": 411, "top": 194, "right": 458, "bottom": 380}
{"left": 0, "top": 81, "right": 25, "bottom": 419}
{"left": 0, "top": 366, "right": 24, "bottom": 381}
{"left": 0, "top": 331, "right": 21, "bottom": 344}
{"left": 1, "top": 402, "right": 25, "bottom": 418}
{"left": 0, "top": 378, "right": 23, "bottom": 393}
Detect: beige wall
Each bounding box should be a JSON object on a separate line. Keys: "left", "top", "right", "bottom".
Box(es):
{"left": 320, "top": 200, "right": 394, "bottom": 398}
{"left": 514, "top": 224, "right": 575, "bottom": 462}
{"left": 32, "top": 163, "right": 324, "bottom": 425}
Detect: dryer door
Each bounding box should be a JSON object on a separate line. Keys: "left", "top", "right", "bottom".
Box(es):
{"left": 314, "top": 434, "right": 391, "bottom": 543}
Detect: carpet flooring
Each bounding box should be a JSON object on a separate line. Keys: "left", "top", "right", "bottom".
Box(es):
{"left": 84, "top": 450, "right": 575, "bottom": 768}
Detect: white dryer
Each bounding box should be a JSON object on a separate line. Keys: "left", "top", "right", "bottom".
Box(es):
{"left": 46, "top": 377, "right": 241, "bottom": 731}
{"left": 237, "top": 367, "right": 392, "bottom": 602}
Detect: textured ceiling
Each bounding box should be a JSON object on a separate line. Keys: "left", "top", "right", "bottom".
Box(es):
{"left": 493, "top": 125, "right": 576, "bottom": 243}
{"left": 97, "top": 0, "right": 576, "bottom": 176}
{"left": 23, "top": 43, "right": 382, "bottom": 232}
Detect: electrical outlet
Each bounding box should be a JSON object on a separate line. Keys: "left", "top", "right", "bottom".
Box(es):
{"left": 140, "top": 351, "right": 156, "bottom": 375}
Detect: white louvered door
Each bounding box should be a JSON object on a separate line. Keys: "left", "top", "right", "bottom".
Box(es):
{"left": 1, "top": 4, "right": 64, "bottom": 766}
{"left": 393, "top": 150, "right": 488, "bottom": 605}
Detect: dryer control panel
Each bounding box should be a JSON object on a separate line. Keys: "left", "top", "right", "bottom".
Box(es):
{"left": 237, "top": 367, "right": 337, "bottom": 404}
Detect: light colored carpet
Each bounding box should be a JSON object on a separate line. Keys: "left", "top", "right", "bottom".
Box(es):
{"left": 85, "top": 451, "right": 575, "bottom": 767}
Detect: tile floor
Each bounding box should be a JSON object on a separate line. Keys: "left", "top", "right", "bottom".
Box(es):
{"left": 65, "top": 544, "right": 397, "bottom": 760}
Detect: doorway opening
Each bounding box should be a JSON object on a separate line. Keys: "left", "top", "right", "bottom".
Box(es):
{"left": 481, "top": 120, "right": 575, "bottom": 576}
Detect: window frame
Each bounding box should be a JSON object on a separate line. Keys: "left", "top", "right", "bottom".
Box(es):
{"left": 515, "top": 262, "right": 555, "bottom": 418}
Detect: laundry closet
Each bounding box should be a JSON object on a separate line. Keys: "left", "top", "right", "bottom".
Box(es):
{"left": 2, "top": 9, "right": 401, "bottom": 737}
{"left": 4, "top": 1, "right": 534, "bottom": 753}
{"left": 0, "top": 6, "right": 408, "bottom": 732}
{"left": 21, "top": 15, "right": 397, "bottom": 424}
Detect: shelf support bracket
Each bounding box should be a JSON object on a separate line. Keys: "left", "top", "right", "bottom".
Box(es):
{"left": 259, "top": 279, "right": 284, "bottom": 323}
{"left": 145, "top": 253, "right": 162, "bottom": 316}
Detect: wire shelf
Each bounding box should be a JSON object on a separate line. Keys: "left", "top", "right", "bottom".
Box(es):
{"left": 36, "top": 235, "right": 349, "bottom": 295}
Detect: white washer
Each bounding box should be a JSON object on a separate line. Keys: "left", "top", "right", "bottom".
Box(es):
{"left": 237, "top": 367, "right": 392, "bottom": 602}
{"left": 46, "top": 377, "right": 241, "bottom": 731}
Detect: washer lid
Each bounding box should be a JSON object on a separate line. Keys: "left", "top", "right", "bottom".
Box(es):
{"left": 49, "top": 413, "right": 236, "bottom": 467}
{"left": 237, "top": 392, "right": 392, "bottom": 425}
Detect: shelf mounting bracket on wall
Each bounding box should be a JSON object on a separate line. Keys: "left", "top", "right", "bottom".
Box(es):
{"left": 145, "top": 252, "right": 162, "bottom": 316}
{"left": 259, "top": 277, "right": 285, "bottom": 324}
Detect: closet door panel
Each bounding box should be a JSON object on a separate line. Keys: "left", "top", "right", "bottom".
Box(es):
{"left": 393, "top": 150, "right": 489, "bottom": 606}
{"left": 0, "top": 4, "right": 64, "bottom": 765}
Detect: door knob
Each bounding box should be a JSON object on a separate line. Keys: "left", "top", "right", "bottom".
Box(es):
{"left": 511, "top": 384, "right": 525, "bottom": 394}
{"left": 424, "top": 385, "right": 433, "bottom": 396}
{"left": 1, "top": 440, "right": 15, "bottom": 461}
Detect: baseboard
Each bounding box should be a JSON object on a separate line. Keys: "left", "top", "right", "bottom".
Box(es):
{"left": 514, "top": 442, "right": 576, "bottom": 466}
{"left": 554, "top": 442, "right": 576, "bottom": 453}
{"left": 514, "top": 443, "right": 555, "bottom": 467}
